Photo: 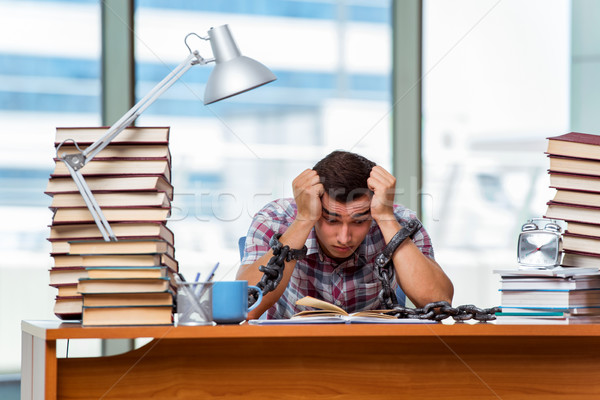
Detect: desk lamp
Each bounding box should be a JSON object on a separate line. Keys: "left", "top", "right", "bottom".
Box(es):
{"left": 56, "top": 25, "right": 276, "bottom": 241}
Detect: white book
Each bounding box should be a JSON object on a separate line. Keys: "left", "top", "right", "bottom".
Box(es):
{"left": 500, "top": 277, "right": 600, "bottom": 290}
{"left": 493, "top": 267, "right": 599, "bottom": 278}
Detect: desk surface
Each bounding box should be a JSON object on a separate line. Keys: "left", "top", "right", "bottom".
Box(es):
{"left": 22, "top": 319, "right": 600, "bottom": 340}
{"left": 22, "top": 320, "right": 600, "bottom": 399}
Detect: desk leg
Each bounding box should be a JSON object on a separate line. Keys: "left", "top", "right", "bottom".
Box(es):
{"left": 20, "top": 331, "right": 57, "bottom": 400}
{"left": 20, "top": 331, "right": 32, "bottom": 400}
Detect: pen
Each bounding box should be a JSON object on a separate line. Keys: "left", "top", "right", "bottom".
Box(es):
{"left": 205, "top": 262, "right": 220, "bottom": 283}
{"left": 193, "top": 272, "right": 203, "bottom": 296}
{"left": 199, "top": 262, "right": 220, "bottom": 298}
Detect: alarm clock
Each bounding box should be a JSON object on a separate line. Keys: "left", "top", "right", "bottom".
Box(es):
{"left": 517, "top": 218, "right": 562, "bottom": 269}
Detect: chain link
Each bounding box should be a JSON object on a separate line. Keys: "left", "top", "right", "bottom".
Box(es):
{"left": 381, "top": 302, "right": 501, "bottom": 322}
{"left": 248, "top": 234, "right": 501, "bottom": 322}
{"left": 376, "top": 252, "right": 500, "bottom": 321}
{"left": 248, "top": 234, "right": 306, "bottom": 307}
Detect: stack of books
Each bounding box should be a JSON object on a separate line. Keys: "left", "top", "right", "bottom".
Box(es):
{"left": 494, "top": 268, "right": 600, "bottom": 324}
{"left": 46, "top": 127, "right": 178, "bottom": 325}
{"left": 544, "top": 132, "right": 600, "bottom": 269}
{"left": 494, "top": 132, "right": 600, "bottom": 324}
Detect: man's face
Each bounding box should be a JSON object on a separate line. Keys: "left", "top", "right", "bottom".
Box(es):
{"left": 314, "top": 193, "right": 373, "bottom": 262}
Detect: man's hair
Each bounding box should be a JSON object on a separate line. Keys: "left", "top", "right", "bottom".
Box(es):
{"left": 313, "top": 150, "right": 376, "bottom": 203}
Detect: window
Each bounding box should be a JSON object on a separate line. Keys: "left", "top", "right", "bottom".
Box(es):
{"left": 422, "top": 0, "right": 571, "bottom": 307}
{"left": 0, "top": 0, "right": 392, "bottom": 373}
{"left": 134, "top": 0, "right": 393, "bottom": 281}
{"left": 0, "top": 0, "right": 101, "bottom": 372}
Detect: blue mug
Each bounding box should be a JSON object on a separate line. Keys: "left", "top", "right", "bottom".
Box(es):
{"left": 212, "top": 281, "right": 262, "bottom": 324}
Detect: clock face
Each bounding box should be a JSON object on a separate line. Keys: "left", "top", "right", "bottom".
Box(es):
{"left": 518, "top": 231, "right": 560, "bottom": 267}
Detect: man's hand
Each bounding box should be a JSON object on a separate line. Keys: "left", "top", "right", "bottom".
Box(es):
{"left": 293, "top": 169, "right": 324, "bottom": 223}
{"left": 367, "top": 166, "right": 397, "bottom": 224}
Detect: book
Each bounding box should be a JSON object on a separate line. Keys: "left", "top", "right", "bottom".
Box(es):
{"left": 82, "top": 291, "right": 173, "bottom": 307}
{"left": 493, "top": 267, "right": 599, "bottom": 277}
{"left": 498, "top": 305, "right": 600, "bottom": 315}
{"left": 53, "top": 296, "right": 83, "bottom": 320}
{"left": 562, "top": 233, "right": 600, "bottom": 256}
{"left": 546, "top": 132, "right": 600, "bottom": 160}
{"left": 51, "top": 159, "right": 171, "bottom": 180}
{"left": 49, "top": 267, "right": 87, "bottom": 285}
{"left": 50, "top": 192, "right": 170, "bottom": 209}
{"left": 49, "top": 126, "right": 179, "bottom": 323}
{"left": 50, "top": 240, "right": 70, "bottom": 254}
{"left": 545, "top": 201, "right": 600, "bottom": 224}
{"left": 500, "top": 288, "right": 600, "bottom": 307}
{"left": 45, "top": 175, "right": 173, "bottom": 199}
{"left": 85, "top": 266, "right": 168, "bottom": 279}
{"left": 66, "top": 239, "right": 174, "bottom": 257}
{"left": 548, "top": 172, "right": 600, "bottom": 193}
{"left": 500, "top": 276, "right": 600, "bottom": 290}
{"left": 55, "top": 126, "right": 170, "bottom": 145}
{"left": 82, "top": 305, "right": 173, "bottom": 326}
{"left": 266, "top": 296, "right": 439, "bottom": 324}
{"left": 561, "top": 251, "right": 600, "bottom": 268}
{"left": 51, "top": 207, "right": 171, "bottom": 224}
{"left": 548, "top": 155, "right": 600, "bottom": 177}
{"left": 52, "top": 253, "right": 178, "bottom": 270}
{"left": 249, "top": 316, "right": 436, "bottom": 325}
{"left": 495, "top": 313, "right": 600, "bottom": 325}
{"left": 56, "top": 143, "right": 171, "bottom": 162}
{"left": 552, "top": 190, "right": 600, "bottom": 208}
{"left": 566, "top": 221, "right": 600, "bottom": 238}
{"left": 77, "top": 277, "right": 171, "bottom": 294}
{"left": 51, "top": 283, "right": 79, "bottom": 297}
{"left": 48, "top": 222, "right": 174, "bottom": 243}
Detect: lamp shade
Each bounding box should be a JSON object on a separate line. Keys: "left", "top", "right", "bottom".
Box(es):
{"left": 203, "top": 25, "right": 277, "bottom": 105}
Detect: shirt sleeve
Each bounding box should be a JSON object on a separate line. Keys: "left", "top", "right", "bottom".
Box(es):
{"left": 393, "top": 205, "right": 435, "bottom": 260}
{"left": 240, "top": 199, "right": 296, "bottom": 265}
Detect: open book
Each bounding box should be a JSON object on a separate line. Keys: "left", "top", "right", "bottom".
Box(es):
{"left": 249, "top": 296, "right": 436, "bottom": 325}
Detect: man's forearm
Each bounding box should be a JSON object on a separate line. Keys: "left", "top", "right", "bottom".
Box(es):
{"left": 377, "top": 219, "right": 454, "bottom": 307}
{"left": 237, "top": 218, "right": 314, "bottom": 319}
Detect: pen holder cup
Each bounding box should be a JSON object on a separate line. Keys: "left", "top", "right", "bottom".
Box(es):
{"left": 176, "top": 281, "right": 213, "bottom": 326}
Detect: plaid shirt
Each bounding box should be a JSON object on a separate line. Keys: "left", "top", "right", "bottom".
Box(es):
{"left": 241, "top": 198, "right": 435, "bottom": 319}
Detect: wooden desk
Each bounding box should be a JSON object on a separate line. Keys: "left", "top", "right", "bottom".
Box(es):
{"left": 21, "top": 320, "right": 600, "bottom": 399}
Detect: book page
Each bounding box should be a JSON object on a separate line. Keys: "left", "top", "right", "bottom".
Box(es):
{"left": 295, "top": 296, "right": 348, "bottom": 315}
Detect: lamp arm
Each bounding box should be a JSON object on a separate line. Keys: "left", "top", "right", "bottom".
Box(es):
{"left": 61, "top": 160, "right": 116, "bottom": 241}
{"left": 56, "top": 50, "right": 209, "bottom": 242}
{"left": 80, "top": 51, "right": 207, "bottom": 164}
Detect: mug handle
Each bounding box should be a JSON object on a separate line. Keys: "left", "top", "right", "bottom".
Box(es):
{"left": 247, "top": 285, "right": 263, "bottom": 311}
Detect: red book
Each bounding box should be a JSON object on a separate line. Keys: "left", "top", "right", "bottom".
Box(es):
{"left": 562, "top": 232, "right": 600, "bottom": 256}
{"left": 54, "top": 296, "right": 83, "bottom": 320}
{"left": 545, "top": 200, "right": 600, "bottom": 225}
{"left": 54, "top": 126, "right": 170, "bottom": 146}
{"left": 50, "top": 206, "right": 171, "bottom": 225}
{"left": 44, "top": 175, "right": 174, "bottom": 199}
{"left": 549, "top": 172, "right": 600, "bottom": 194}
{"left": 548, "top": 155, "right": 600, "bottom": 177}
{"left": 48, "top": 222, "right": 174, "bottom": 244}
{"left": 50, "top": 159, "right": 171, "bottom": 181}
{"left": 547, "top": 132, "right": 600, "bottom": 160}
{"left": 55, "top": 143, "right": 171, "bottom": 162}
{"left": 565, "top": 221, "right": 600, "bottom": 238}
{"left": 561, "top": 250, "right": 600, "bottom": 269}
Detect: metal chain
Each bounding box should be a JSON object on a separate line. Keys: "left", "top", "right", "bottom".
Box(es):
{"left": 248, "top": 234, "right": 501, "bottom": 322}
{"left": 382, "top": 302, "right": 501, "bottom": 322}
{"left": 376, "top": 264, "right": 398, "bottom": 309}
{"left": 376, "top": 253, "right": 500, "bottom": 321}
{"left": 248, "top": 234, "right": 307, "bottom": 307}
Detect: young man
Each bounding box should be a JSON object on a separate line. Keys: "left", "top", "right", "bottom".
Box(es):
{"left": 237, "top": 151, "right": 453, "bottom": 319}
